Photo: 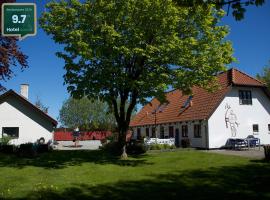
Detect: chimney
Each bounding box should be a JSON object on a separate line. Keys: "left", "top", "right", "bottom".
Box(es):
{"left": 20, "top": 84, "right": 29, "bottom": 99}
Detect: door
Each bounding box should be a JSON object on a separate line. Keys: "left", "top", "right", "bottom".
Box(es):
{"left": 175, "top": 128, "right": 180, "bottom": 147}
{"left": 169, "top": 126, "right": 174, "bottom": 138}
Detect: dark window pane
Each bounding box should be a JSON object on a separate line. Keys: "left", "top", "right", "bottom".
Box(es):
{"left": 194, "top": 124, "right": 201, "bottom": 138}
{"left": 146, "top": 128, "right": 149, "bottom": 137}
{"left": 137, "top": 128, "right": 141, "bottom": 139}
{"left": 253, "top": 124, "right": 259, "bottom": 132}
{"left": 2, "top": 127, "right": 19, "bottom": 138}
{"left": 169, "top": 126, "right": 174, "bottom": 138}
{"left": 239, "top": 90, "right": 252, "bottom": 105}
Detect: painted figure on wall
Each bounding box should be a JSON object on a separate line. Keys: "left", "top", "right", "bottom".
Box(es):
{"left": 225, "top": 104, "right": 239, "bottom": 137}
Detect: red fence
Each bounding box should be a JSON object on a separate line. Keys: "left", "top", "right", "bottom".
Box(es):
{"left": 54, "top": 131, "right": 112, "bottom": 141}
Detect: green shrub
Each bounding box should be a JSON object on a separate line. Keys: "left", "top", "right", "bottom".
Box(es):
{"left": 126, "top": 141, "right": 147, "bottom": 155}
{"left": 264, "top": 145, "right": 270, "bottom": 160}
{"left": 0, "top": 145, "right": 15, "bottom": 154}
{"left": 149, "top": 143, "right": 176, "bottom": 150}
{"left": 101, "top": 141, "right": 122, "bottom": 156}
{"left": 17, "top": 143, "right": 37, "bottom": 158}
{"left": 163, "top": 144, "right": 170, "bottom": 149}
{"left": 0, "top": 136, "right": 12, "bottom": 145}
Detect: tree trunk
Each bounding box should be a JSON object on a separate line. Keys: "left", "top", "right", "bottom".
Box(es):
{"left": 110, "top": 89, "right": 138, "bottom": 159}
{"left": 118, "top": 125, "right": 128, "bottom": 159}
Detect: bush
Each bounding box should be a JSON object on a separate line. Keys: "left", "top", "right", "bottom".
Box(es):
{"left": 0, "top": 136, "right": 12, "bottom": 145}
{"left": 264, "top": 145, "right": 270, "bottom": 160}
{"left": 0, "top": 145, "right": 15, "bottom": 154}
{"left": 150, "top": 144, "right": 162, "bottom": 150}
{"left": 126, "top": 140, "right": 147, "bottom": 155}
{"left": 149, "top": 143, "right": 176, "bottom": 150}
{"left": 37, "top": 144, "right": 50, "bottom": 153}
{"left": 101, "top": 141, "right": 123, "bottom": 156}
{"left": 17, "top": 143, "right": 37, "bottom": 158}
{"left": 181, "top": 138, "right": 191, "bottom": 148}
{"left": 163, "top": 144, "right": 171, "bottom": 149}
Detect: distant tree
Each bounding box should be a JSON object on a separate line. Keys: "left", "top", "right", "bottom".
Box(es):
{"left": 35, "top": 96, "right": 49, "bottom": 114}
{"left": 59, "top": 97, "right": 116, "bottom": 131}
{"left": 256, "top": 61, "right": 270, "bottom": 89}
{"left": 40, "top": 0, "right": 235, "bottom": 158}
{"left": 0, "top": 0, "right": 28, "bottom": 91}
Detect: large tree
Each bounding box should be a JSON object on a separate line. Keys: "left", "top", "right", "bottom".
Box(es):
{"left": 0, "top": 0, "right": 28, "bottom": 91}
{"left": 40, "top": 0, "right": 234, "bottom": 157}
{"left": 59, "top": 97, "right": 116, "bottom": 131}
{"left": 176, "top": 0, "right": 265, "bottom": 21}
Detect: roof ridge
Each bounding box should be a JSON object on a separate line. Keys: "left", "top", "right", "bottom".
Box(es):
{"left": 0, "top": 90, "right": 57, "bottom": 126}
{"left": 231, "top": 67, "right": 265, "bottom": 86}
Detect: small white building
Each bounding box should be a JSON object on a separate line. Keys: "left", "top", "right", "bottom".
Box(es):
{"left": 130, "top": 68, "right": 270, "bottom": 148}
{"left": 0, "top": 85, "right": 57, "bottom": 145}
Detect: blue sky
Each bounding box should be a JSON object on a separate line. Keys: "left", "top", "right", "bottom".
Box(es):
{"left": 2, "top": 0, "right": 270, "bottom": 122}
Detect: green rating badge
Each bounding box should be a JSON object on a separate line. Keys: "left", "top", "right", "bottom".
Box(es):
{"left": 1, "top": 3, "right": 37, "bottom": 40}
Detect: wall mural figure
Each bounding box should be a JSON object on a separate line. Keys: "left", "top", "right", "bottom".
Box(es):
{"left": 225, "top": 103, "right": 239, "bottom": 137}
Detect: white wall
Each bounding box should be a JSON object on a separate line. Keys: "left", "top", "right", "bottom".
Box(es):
{"left": 208, "top": 87, "right": 270, "bottom": 148}
{"left": 0, "top": 95, "right": 54, "bottom": 145}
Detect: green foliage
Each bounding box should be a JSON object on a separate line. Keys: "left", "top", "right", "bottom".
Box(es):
{"left": 0, "top": 136, "right": 12, "bottom": 145}
{"left": 149, "top": 143, "right": 175, "bottom": 150}
{"left": 126, "top": 140, "right": 147, "bottom": 154}
{"left": 40, "top": 0, "right": 234, "bottom": 151}
{"left": 174, "top": 0, "right": 265, "bottom": 21}
{"left": 256, "top": 61, "right": 270, "bottom": 89}
{"left": 59, "top": 97, "right": 116, "bottom": 131}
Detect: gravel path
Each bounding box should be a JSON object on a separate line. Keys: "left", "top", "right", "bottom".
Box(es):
{"left": 55, "top": 140, "right": 102, "bottom": 150}
{"left": 205, "top": 148, "right": 265, "bottom": 159}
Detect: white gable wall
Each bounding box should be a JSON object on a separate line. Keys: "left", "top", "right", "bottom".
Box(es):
{"left": 208, "top": 86, "right": 270, "bottom": 148}
{"left": 0, "top": 95, "right": 54, "bottom": 145}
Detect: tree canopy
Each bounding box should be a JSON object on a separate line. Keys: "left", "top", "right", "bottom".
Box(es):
{"left": 0, "top": 0, "right": 28, "bottom": 91}
{"left": 175, "top": 0, "right": 265, "bottom": 21}
{"left": 59, "top": 97, "right": 116, "bottom": 131}
{"left": 40, "top": 0, "right": 235, "bottom": 157}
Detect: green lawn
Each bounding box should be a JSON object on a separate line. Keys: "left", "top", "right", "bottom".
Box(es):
{"left": 0, "top": 149, "right": 269, "bottom": 200}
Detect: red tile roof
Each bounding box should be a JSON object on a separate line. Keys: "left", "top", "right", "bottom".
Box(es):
{"left": 130, "top": 68, "right": 265, "bottom": 127}
{"left": 0, "top": 90, "right": 58, "bottom": 126}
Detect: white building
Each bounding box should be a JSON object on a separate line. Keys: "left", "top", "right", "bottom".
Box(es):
{"left": 130, "top": 68, "right": 270, "bottom": 148}
{"left": 0, "top": 85, "right": 57, "bottom": 145}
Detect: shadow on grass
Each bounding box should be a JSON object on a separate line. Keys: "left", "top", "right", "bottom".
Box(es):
{"left": 6, "top": 161, "right": 270, "bottom": 200}
{"left": 0, "top": 150, "right": 152, "bottom": 169}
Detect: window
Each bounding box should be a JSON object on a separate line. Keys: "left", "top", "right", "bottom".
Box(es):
{"left": 169, "top": 126, "right": 174, "bottom": 138}
{"left": 253, "top": 124, "right": 259, "bottom": 135}
{"left": 2, "top": 127, "right": 19, "bottom": 138}
{"left": 146, "top": 128, "right": 149, "bottom": 137}
{"left": 137, "top": 128, "right": 141, "bottom": 139}
{"left": 160, "top": 126, "right": 165, "bottom": 139}
{"left": 194, "top": 124, "right": 201, "bottom": 138}
{"left": 239, "top": 90, "right": 252, "bottom": 105}
{"left": 182, "top": 125, "right": 188, "bottom": 137}
{"left": 268, "top": 124, "right": 270, "bottom": 133}
{"left": 151, "top": 127, "right": 156, "bottom": 138}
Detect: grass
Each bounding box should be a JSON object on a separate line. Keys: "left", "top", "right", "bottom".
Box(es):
{"left": 0, "top": 149, "right": 269, "bottom": 199}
